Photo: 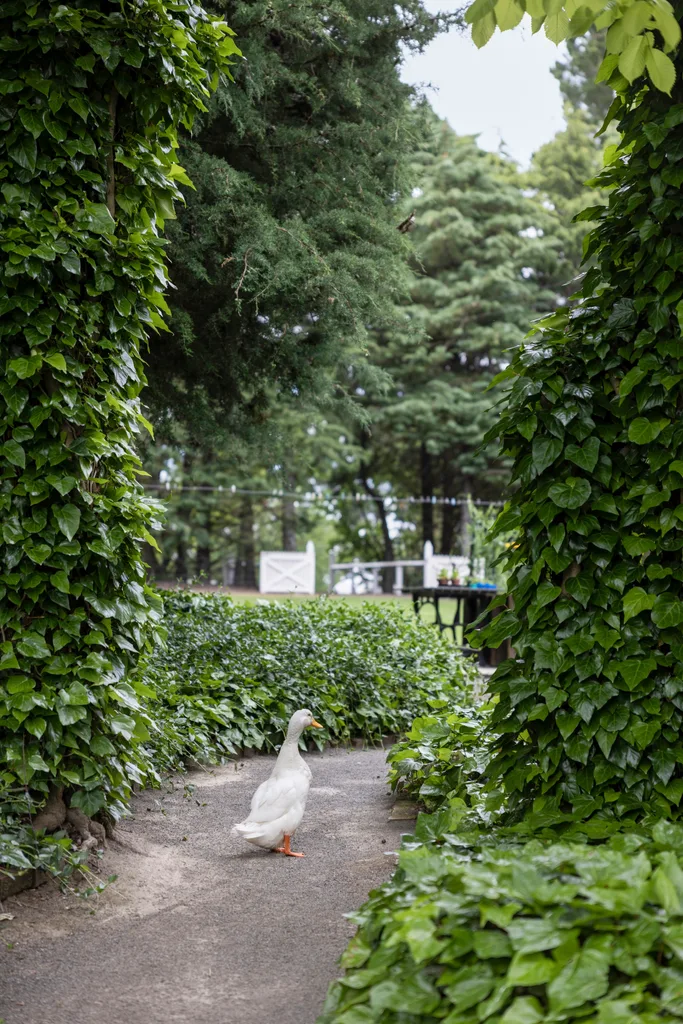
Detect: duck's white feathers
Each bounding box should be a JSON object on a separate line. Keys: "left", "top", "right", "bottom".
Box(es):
{"left": 233, "top": 768, "right": 310, "bottom": 849}
{"left": 232, "top": 712, "right": 315, "bottom": 851}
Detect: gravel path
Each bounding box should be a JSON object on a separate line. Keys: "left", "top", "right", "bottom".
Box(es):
{"left": 0, "top": 748, "right": 405, "bottom": 1024}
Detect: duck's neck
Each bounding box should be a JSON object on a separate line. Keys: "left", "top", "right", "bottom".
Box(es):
{"left": 274, "top": 727, "right": 305, "bottom": 773}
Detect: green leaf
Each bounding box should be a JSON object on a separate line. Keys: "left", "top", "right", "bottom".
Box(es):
{"left": 652, "top": 594, "right": 683, "bottom": 629}
{"left": 565, "top": 573, "right": 594, "bottom": 608}
{"left": 500, "top": 997, "right": 543, "bottom": 1024}
{"left": 623, "top": 587, "right": 656, "bottom": 622}
{"left": 1, "top": 440, "right": 26, "bottom": 469}
{"left": 494, "top": 0, "right": 524, "bottom": 30}
{"left": 74, "top": 202, "right": 116, "bottom": 236}
{"left": 646, "top": 47, "right": 676, "bottom": 93}
{"left": 547, "top": 948, "right": 609, "bottom": 1011}
{"left": 472, "top": 11, "right": 496, "bottom": 46}
{"left": 618, "top": 34, "right": 650, "bottom": 82}
{"left": 369, "top": 975, "right": 440, "bottom": 1014}
{"left": 507, "top": 953, "right": 559, "bottom": 985}
{"left": 565, "top": 437, "right": 599, "bottom": 473}
{"left": 17, "top": 634, "right": 51, "bottom": 659}
{"left": 19, "top": 108, "right": 45, "bottom": 138}
{"left": 614, "top": 658, "right": 657, "bottom": 690}
{"left": 628, "top": 417, "right": 667, "bottom": 444}
{"left": 55, "top": 504, "right": 81, "bottom": 541}
{"left": 25, "top": 717, "right": 47, "bottom": 739}
{"left": 544, "top": 10, "right": 569, "bottom": 42}
{"left": 51, "top": 570, "right": 70, "bottom": 593}
{"left": 28, "top": 753, "right": 49, "bottom": 772}
{"left": 548, "top": 477, "right": 591, "bottom": 509}
{"left": 90, "top": 734, "right": 116, "bottom": 756}
{"left": 109, "top": 712, "right": 137, "bottom": 740}
{"left": 45, "top": 353, "right": 67, "bottom": 373}
{"left": 532, "top": 436, "right": 562, "bottom": 475}
{"left": 8, "top": 135, "right": 37, "bottom": 171}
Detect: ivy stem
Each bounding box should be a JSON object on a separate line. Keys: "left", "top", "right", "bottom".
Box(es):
{"left": 106, "top": 86, "right": 118, "bottom": 219}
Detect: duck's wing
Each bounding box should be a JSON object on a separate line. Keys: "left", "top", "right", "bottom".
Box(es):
{"left": 247, "top": 771, "right": 309, "bottom": 824}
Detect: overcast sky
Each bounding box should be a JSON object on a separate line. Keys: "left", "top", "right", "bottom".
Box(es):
{"left": 401, "top": 9, "right": 567, "bottom": 168}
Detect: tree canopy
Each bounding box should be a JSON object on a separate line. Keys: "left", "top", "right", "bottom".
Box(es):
{"left": 145, "top": 0, "right": 455, "bottom": 444}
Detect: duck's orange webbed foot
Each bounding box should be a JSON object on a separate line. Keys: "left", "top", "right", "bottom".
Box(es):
{"left": 274, "top": 835, "right": 305, "bottom": 858}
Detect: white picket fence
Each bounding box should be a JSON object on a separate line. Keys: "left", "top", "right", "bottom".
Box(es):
{"left": 259, "top": 540, "right": 316, "bottom": 594}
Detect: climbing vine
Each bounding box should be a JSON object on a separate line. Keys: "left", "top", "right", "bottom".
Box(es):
{"left": 476, "top": 51, "right": 683, "bottom": 823}
{"left": 0, "top": 1, "right": 239, "bottom": 838}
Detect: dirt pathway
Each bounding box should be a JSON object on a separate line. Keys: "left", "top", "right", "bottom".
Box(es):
{"left": 0, "top": 748, "right": 406, "bottom": 1024}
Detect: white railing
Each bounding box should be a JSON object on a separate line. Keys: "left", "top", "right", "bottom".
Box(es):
{"left": 327, "top": 541, "right": 481, "bottom": 594}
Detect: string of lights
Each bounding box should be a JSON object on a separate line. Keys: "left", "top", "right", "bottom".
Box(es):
{"left": 141, "top": 483, "right": 504, "bottom": 507}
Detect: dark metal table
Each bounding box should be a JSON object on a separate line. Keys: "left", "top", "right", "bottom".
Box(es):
{"left": 407, "top": 586, "right": 504, "bottom": 666}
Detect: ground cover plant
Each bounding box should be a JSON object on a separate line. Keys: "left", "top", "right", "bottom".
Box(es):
{"left": 140, "top": 593, "right": 476, "bottom": 773}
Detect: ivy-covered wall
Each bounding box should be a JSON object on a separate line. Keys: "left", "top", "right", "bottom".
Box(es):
{"left": 0, "top": 1, "right": 238, "bottom": 829}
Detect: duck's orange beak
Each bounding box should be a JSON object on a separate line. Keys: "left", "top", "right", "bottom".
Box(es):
{"left": 310, "top": 719, "right": 323, "bottom": 729}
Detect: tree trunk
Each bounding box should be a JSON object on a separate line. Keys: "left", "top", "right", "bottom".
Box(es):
{"left": 440, "top": 464, "right": 457, "bottom": 553}
{"left": 362, "top": 473, "right": 395, "bottom": 593}
{"left": 234, "top": 496, "right": 257, "bottom": 589}
{"left": 282, "top": 472, "right": 297, "bottom": 551}
{"left": 176, "top": 534, "right": 188, "bottom": 583}
{"left": 195, "top": 517, "right": 211, "bottom": 579}
{"left": 420, "top": 443, "right": 434, "bottom": 548}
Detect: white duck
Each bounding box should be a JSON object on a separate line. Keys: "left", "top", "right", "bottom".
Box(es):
{"left": 232, "top": 709, "right": 323, "bottom": 858}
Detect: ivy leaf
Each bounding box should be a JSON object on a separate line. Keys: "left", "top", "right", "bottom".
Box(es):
{"left": 565, "top": 574, "right": 594, "bottom": 608}
{"left": 565, "top": 437, "right": 599, "bottom": 472}
{"left": 108, "top": 712, "right": 137, "bottom": 740}
{"left": 549, "top": 477, "right": 591, "bottom": 509}
{"left": 628, "top": 417, "right": 668, "bottom": 444}
{"left": 74, "top": 202, "right": 116, "bottom": 235}
{"left": 614, "top": 658, "right": 657, "bottom": 690}
{"left": 532, "top": 436, "right": 563, "bottom": 475}
{"left": 25, "top": 718, "right": 47, "bottom": 739}
{"left": 8, "top": 135, "right": 37, "bottom": 171}
{"left": 19, "top": 108, "right": 44, "bottom": 138}
{"left": 1, "top": 440, "right": 26, "bottom": 469}
{"left": 51, "top": 570, "right": 70, "bottom": 593}
{"left": 652, "top": 594, "right": 683, "bottom": 629}
{"left": 55, "top": 504, "right": 81, "bottom": 541}
{"left": 623, "top": 587, "right": 656, "bottom": 622}
{"left": 547, "top": 948, "right": 610, "bottom": 1011}
{"left": 17, "top": 634, "right": 51, "bottom": 659}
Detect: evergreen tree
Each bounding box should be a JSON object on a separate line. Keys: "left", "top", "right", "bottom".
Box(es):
{"left": 144, "top": 0, "right": 454, "bottom": 443}
{"left": 348, "top": 114, "right": 570, "bottom": 550}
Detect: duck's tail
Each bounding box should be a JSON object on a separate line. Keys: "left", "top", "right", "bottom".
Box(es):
{"left": 232, "top": 821, "right": 264, "bottom": 843}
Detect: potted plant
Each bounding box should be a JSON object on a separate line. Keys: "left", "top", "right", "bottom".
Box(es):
{"left": 437, "top": 567, "right": 449, "bottom": 588}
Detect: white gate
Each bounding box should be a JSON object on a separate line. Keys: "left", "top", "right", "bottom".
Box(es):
{"left": 259, "top": 541, "right": 316, "bottom": 595}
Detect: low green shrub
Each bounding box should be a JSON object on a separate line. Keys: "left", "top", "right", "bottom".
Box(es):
{"left": 140, "top": 593, "right": 475, "bottom": 771}
{"left": 318, "top": 819, "right": 683, "bottom": 1024}
{"left": 387, "top": 704, "right": 492, "bottom": 812}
